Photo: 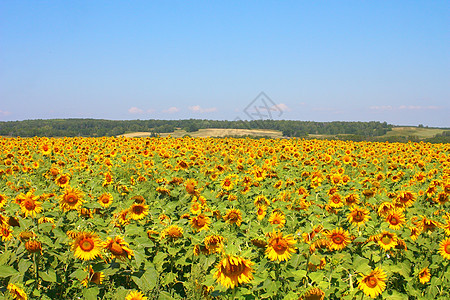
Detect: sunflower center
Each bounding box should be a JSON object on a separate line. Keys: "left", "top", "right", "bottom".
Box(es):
{"left": 381, "top": 235, "right": 392, "bottom": 245}
{"left": 132, "top": 206, "right": 144, "bottom": 214}
{"left": 365, "top": 275, "right": 378, "bottom": 288}
{"left": 59, "top": 177, "right": 68, "bottom": 184}
{"left": 389, "top": 216, "right": 399, "bottom": 225}
{"left": 272, "top": 238, "right": 288, "bottom": 253}
{"left": 223, "top": 261, "right": 245, "bottom": 276}
{"left": 332, "top": 234, "right": 344, "bottom": 244}
{"left": 80, "top": 238, "right": 95, "bottom": 251}
{"left": 353, "top": 211, "right": 364, "bottom": 222}
{"left": 194, "top": 216, "right": 206, "bottom": 227}
{"left": 110, "top": 241, "right": 124, "bottom": 255}
{"left": 66, "top": 194, "right": 78, "bottom": 204}
{"left": 445, "top": 244, "right": 450, "bottom": 254}
{"left": 24, "top": 200, "right": 36, "bottom": 210}
{"left": 101, "top": 197, "right": 110, "bottom": 204}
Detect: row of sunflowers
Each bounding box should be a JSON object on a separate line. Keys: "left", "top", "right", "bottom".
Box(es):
{"left": 0, "top": 136, "right": 449, "bottom": 299}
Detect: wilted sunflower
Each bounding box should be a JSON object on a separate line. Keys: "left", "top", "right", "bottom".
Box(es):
{"left": 325, "top": 228, "right": 351, "bottom": 251}
{"left": 7, "top": 283, "right": 27, "bottom": 300}
{"left": 60, "top": 186, "right": 84, "bottom": 212}
{"left": 254, "top": 195, "right": 270, "bottom": 207}
{"left": 161, "top": 225, "right": 183, "bottom": 241}
{"left": 0, "top": 193, "right": 8, "bottom": 209}
{"left": 265, "top": 230, "right": 297, "bottom": 262}
{"left": 268, "top": 211, "right": 286, "bottom": 228}
{"left": 19, "top": 192, "right": 42, "bottom": 218}
{"left": 71, "top": 232, "right": 103, "bottom": 261}
{"left": 377, "top": 202, "right": 394, "bottom": 217}
{"left": 104, "top": 236, "right": 134, "bottom": 260}
{"left": 418, "top": 267, "right": 431, "bottom": 284}
{"left": 214, "top": 255, "right": 254, "bottom": 289}
{"left": 81, "top": 265, "right": 104, "bottom": 287}
{"left": 377, "top": 231, "right": 398, "bottom": 251}
{"left": 25, "top": 239, "right": 42, "bottom": 254}
{"left": 223, "top": 208, "right": 242, "bottom": 226}
{"left": 129, "top": 203, "right": 149, "bottom": 220}
{"left": 358, "top": 267, "right": 387, "bottom": 298}
{"left": 344, "top": 193, "right": 359, "bottom": 206}
{"left": 438, "top": 237, "right": 450, "bottom": 260}
{"left": 204, "top": 235, "right": 225, "bottom": 254}
{"left": 125, "top": 290, "right": 148, "bottom": 300}
{"left": 385, "top": 210, "right": 406, "bottom": 230}
{"left": 395, "top": 191, "right": 416, "bottom": 207}
{"left": 347, "top": 206, "right": 370, "bottom": 227}
{"left": 98, "top": 193, "right": 113, "bottom": 208}
{"left": 191, "top": 214, "right": 211, "bottom": 232}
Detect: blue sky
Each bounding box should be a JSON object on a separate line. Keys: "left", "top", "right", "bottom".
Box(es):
{"left": 1, "top": 1, "right": 449, "bottom": 127}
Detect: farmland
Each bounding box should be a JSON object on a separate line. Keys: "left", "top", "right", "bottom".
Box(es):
{"left": 0, "top": 136, "right": 449, "bottom": 299}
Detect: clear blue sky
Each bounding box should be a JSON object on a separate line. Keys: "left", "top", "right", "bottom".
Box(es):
{"left": 1, "top": 1, "right": 449, "bottom": 127}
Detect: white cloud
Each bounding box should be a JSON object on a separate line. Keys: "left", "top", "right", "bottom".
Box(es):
{"left": 370, "top": 105, "right": 393, "bottom": 111}
{"left": 399, "top": 105, "right": 439, "bottom": 110}
{"left": 272, "top": 103, "right": 290, "bottom": 112}
{"left": 163, "top": 107, "right": 180, "bottom": 113}
{"left": 128, "top": 107, "right": 144, "bottom": 114}
{"left": 0, "top": 110, "right": 11, "bottom": 116}
{"left": 188, "top": 105, "right": 217, "bottom": 113}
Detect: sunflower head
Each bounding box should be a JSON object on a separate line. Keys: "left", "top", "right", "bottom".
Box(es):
{"left": 214, "top": 255, "right": 254, "bottom": 289}
{"left": 191, "top": 214, "right": 211, "bottom": 232}
{"left": 71, "top": 232, "right": 103, "bottom": 261}
{"left": 104, "top": 236, "right": 134, "bottom": 260}
{"left": 125, "top": 290, "right": 148, "bottom": 300}
{"left": 358, "top": 267, "right": 387, "bottom": 298}
{"left": 418, "top": 267, "right": 431, "bottom": 284}
{"left": 129, "top": 203, "right": 149, "bottom": 220}
{"left": 265, "top": 230, "right": 297, "bottom": 262}
{"left": 223, "top": 208, "right": 242, "bottom": 226}
{"left": 60, "top": 186, "right": 84, "bottom": 212}
{"left": 439, "top": 237, "right": 450, "bottom": 260}
{"left": 161, "top": 225, "right": 183, "bottom": 241}
{"left": 325, "top": 228, "right": 351, "bottom": 251}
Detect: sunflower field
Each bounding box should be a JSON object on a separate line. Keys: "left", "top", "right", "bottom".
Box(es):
{"left": 0, "top": 136, "right": 449, "bottom": 299}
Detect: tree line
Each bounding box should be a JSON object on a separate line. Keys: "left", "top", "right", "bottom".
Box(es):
{"left": 0, "top": 118, "right": 394, "bottom": 138}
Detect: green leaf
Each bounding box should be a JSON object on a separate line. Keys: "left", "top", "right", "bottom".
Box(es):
{"left": 308, "top": 271, "right": 324, "bottom": 283}
{"left": 83, "top": 286, "right": 99, "bottom": 300}
{"left": 18, "top": 260, "right": 33, "bottom": 273}
{"left": 40, "top": 269, "right": 57, "bottom": 283}
{"left": 70, "top": 269, "right": 88, "bottom": 281}
{"left": 291, "top": 269, "right": 307, "bottom": 279}
{"left": 0, "top": 265, "right": 19, "bottom": 278}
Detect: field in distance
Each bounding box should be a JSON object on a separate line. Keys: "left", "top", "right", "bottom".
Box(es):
{"left": 120, "top": 128, "right": 283, "bottom": 138}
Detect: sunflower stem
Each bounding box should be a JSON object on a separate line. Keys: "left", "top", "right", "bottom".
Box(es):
{"left": 33, "top": 252, "right": 40, "bottom": 290}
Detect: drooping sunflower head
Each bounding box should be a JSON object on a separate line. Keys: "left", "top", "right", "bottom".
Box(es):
{"left": 25, "top": 239, "right": 42, "bottom": 254}
{"left": 204, "top": 235, "right": 225, "bottom": 254}
{"left": 60, "top": 186, "right": 84, "bottom": 212}
{"left": 129, "top": 203, "right": 149, "bottom": 220}
{"left": 104, "top": 236, "right": 134, "bottom": 260}
{"left": 358, "top": 267, "right": 387, "bottom": 298}
{"left": 81, "top": 265, "right": 105, "bottom": 287}
{"left": 7, "top": 283, "right": 27, "bottom": 300}
{"left": 325, "top": 228, "right": 351, "bottom": 251}
{"left": 214, "top": 255, "right": 254, "bottom": 289}
{"left": 71, "top": 232, "right": 103, "bottom": 261}
{"left": 265, "top": 230, "right": 297, "bottom": 262}
{"left": 161, "top": 225, "right": 183, "bottom": 241}
{"left": 223, "top": 208, "right": 242, "bottom": 226}
{"left": 344, "top": 193, "right": 359, "bottom": 206}
{"left": 254, "top": 195, "right": 270, "bottom": 208}
{"left": 191, "top": 214, "right": 211, "bottom": 232}
{"left": 299, "top": 287, "right": 325, "bottom": 300}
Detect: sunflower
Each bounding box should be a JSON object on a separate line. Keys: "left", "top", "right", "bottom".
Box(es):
{"left": 129, "top": 203, "right": 149, "bottom": 220}
{"left": 71, "top": 232, "right": 103, "bottom": 261}
{"left": 254, "top": 195, "right": 270, "bottom": 207}
{"left": 395, "top": 191, "right": 416, "bottom": 207}
{"left": 159, "top": 214, "right": 171, "bottom": 225}
{"left": 161, "top": 225, "right": 183, "bottom": 241}
{"left": 60, "top": 186, "right": 84, "bottom": 212}
{"left": 98, "top": 193, "right": 113, "bottom": 208}
{"left": 344, "top": 193, "right": 359, "bottom": 206}
{"left": 0, "top": 193, "right": 7, "bottom": 209}
{"left": 7, "top": 283, "right": 27, "bottom": 300}
{"left": 347, "top": 206, "right": 370, "bottom": 227}
{"left": 256, "top": 206, "right": 267, "bottom": 221}
{"left": 377, "top": 231, "right": 398, "bottom": 251}
{"left": 325, "top": 228, "right": 351, "bottom": 251}
{"left": 214, "top": 255, "right": 254, "bottom": 289}
{"left": 377, "top": 202, "right": 394, "bottom": 217}
{"left": 299, "top": 287, "right": 325, "bottom": 300}
{"left": 409, "top": 226, "right": 421, "bottom": 241}
{"left": 329, "top": 193, "right": 344, "bottom": 208}
{"left": 265, "top": 230, "right": 297, "bottom": 262}
{"left": 191, "top": 214, "right": 211, "bottom": 232}
{"left": 55, "top": 173, "right": 70, "bottom": 188}
{"left": 268, "top": 211, "right": 286, "bottom": 228}
{"left": 185, "top": 178, "right": 197, "bottom": 195}
{"left": 1, "top": 224, "right": 13, "bottom": 241}
{"left": 19, "top": 192, "right": 42, "bottom": 218}
{"left": 115, "top": 209, "right": 130, "bottom": 226}
{"left": 102, "top": 172, "right": 113, "bottom": 187}
{"left": 418, "top": 267, "right": 431, "bottom": 284}
{"left": 358, "top": 267, "right": 387, "bottom": 298}
{"left": 204, "top": 235, "right": 225, "bottom": 254}
{"left": 81, "top": 265, "right": 104, "bottom": 287}
{"left": 25, "top": 239, "right": 42, "bottom": 254}
{"left": 438, "top": 237, "right": 450, "bottom": 260}
{"left": 104, "top": 236, "right": 134, "bottom": 260}
{"left": 125, "top": 290, "right": 148, "bottom": 300}
{"left": 190, "top": 201, "right": 203, "bottom": 215}
{"left": 385, "top": 210, "right": 405, "bottom": 230}
{"left": 223, "top": 208, "right": 243, "bottom": 226}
